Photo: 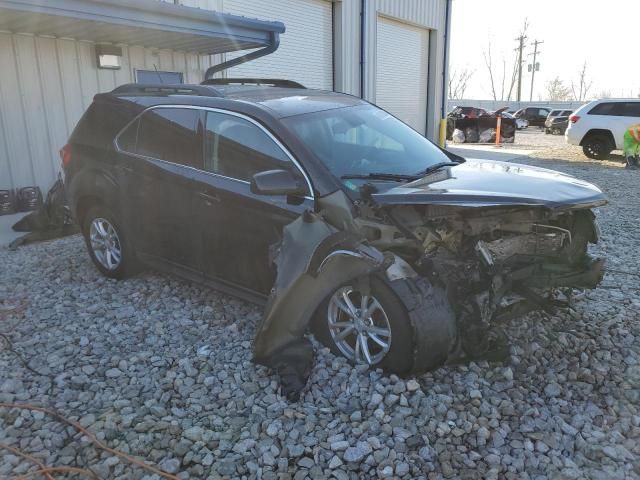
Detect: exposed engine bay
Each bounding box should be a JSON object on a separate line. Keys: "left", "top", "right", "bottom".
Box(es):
{"left": 356, "top": 198, "right": 603, "bottom": 351}
{"left": 253, "top": 189, "right": 605, "bottom": 401}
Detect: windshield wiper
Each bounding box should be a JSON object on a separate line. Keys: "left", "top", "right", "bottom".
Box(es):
{"left": 341, "top": 161, "right": 463, "bottom": 183}
{"left": 340, "top": 172, "right": 421, "bottom": 182}
{"left": 413, "top": 161, "right": 461, "bottom": 177}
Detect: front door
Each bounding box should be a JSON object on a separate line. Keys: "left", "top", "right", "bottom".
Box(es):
{"left": 115, "top": 106, "right": 203, "bottom": 271}
{"left": 191, "top": 110, "right": 312, "bottom": 294}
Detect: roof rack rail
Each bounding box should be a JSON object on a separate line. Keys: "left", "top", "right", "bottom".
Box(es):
{"left": 111, "top": 83, "right": 220, "bottom": 97}
{"left": 201, "top": 78, "right": 306, "bottom": 89}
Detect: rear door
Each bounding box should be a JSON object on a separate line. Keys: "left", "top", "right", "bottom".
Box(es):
{"left": 191, "top": 109, "right": 313, "bottom": 294}
{"left": 115, "top": 106, "right": 203, "bottom": 271}
{"left": 619, "top": 102, "right": 640, "bottom": 149}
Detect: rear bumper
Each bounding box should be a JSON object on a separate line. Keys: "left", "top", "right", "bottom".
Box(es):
{"left": 565, "top": 127, "right": 582, "bottom": 146}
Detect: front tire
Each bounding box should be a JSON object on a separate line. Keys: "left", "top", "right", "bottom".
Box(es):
{"left": 313, "top": 276, "right": 413, "bottom": 374}
{"left": 82, "top": 205, "right": 135, "bottom": 279}
{"left": 582, "top": 135, "right": 612, "bottom": 160}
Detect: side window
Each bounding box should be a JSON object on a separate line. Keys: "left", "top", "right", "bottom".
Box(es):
{"left": 121, "top": 108, "right": 202, "bottom": 168}
{"left": 204, "top": 111, "right": 297, "bottom": 183}
{"left": 589, "top": 102, "right": 624, "bottom": 116}
{"left": 622, "top": 102, "right": 640, "bottom": 117}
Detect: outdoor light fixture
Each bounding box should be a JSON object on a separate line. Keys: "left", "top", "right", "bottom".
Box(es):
{"left": 95, "top": 45, "right": 122, "bottom": 70}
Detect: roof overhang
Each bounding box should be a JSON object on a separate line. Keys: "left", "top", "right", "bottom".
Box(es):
{"left": 0, "top": 0, "right": 285, "bottom": 54}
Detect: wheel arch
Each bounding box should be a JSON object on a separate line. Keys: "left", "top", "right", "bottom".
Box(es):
{"left": 580, "top": 129, "right": 615, "bottom": 149}
{"left": 69, "top": 168, "right": 121, "bottom": 228}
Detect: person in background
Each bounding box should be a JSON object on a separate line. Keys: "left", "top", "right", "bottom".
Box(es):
{"left": 623, "top": 124, "right": 640, "bottom": 169}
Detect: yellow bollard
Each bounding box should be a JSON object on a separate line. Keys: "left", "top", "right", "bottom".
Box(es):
{"left": 495, "top": 116, "right": 502, "bottom": 146}
{"left": 439, "top": 119, "right": 447, "bottom": 148}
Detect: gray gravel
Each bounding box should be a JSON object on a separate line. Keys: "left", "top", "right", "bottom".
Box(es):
{"left": 1, "top": 134, "right": 639, "bottom": 479}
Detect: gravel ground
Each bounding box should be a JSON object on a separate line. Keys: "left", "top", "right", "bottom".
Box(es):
{"left": 1, "top": 133, "right": 639, "bottom": 479}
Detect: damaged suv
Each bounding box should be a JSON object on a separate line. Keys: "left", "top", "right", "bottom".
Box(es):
{"left": 64, "top": 80, "right": 606, "bottom": 399}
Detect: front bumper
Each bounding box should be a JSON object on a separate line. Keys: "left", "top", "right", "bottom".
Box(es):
{"left": 508, "top": 256, "right": 605, "bottom": 290}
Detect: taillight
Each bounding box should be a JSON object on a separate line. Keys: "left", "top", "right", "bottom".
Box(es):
{"left": 60, "top": 144, "right": 72, "bottom": 168}
{"left": 569, "top": 115, "right": 580, "bottom": 124}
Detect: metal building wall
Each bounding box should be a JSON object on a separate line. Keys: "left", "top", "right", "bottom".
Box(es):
{"left": 0, "top": 30, "right": 219, "bottom": 192}
{"left": 0, "top": 0, "right": 449, "bottom": 193}
{"left": 336, "top": 0, "right": 449, "bottom": 140}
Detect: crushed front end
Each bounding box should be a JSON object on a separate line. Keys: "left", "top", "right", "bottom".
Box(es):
{"left": 355, "top": 196, "right": 605, "bottom": 358}
{"left": 253, "top": 185, "right": 606, "bottom": 400}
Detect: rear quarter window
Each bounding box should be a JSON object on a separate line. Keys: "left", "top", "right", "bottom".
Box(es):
{"left": 117, "top": 107, "right": 203, "bottom": 168}
{"left": 588, "top": 102, "right": 625, "bottom": 116}
{"left": 70, "top": 99, "right": 139, "bottom": 150}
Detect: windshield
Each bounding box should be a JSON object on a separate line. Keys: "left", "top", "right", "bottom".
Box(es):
{"left": 283, "top": 104, "right": 453, "bottom": 180}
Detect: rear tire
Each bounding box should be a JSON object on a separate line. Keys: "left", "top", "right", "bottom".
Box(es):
{"left": 82, "top": 205, "right": 136, "bottom": 279}
{"left": 582, "top": 134, "right": 612, "bottom": 160}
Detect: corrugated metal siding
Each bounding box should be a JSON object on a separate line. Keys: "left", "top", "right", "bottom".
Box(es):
{"left": 0, "top": 30, "right": 216, "bottom": 192}
{"left": 365, "top": 0, "right": 447, "bottom": 139}
{"left": 223, "top": 0, "right": 333, "bottom": 90}
{"left": 0, "top": 0, "right": 449, "bottom": 192}
{"left": 337, "top": 0, "right": 448, "bottom": 139}
{"left": 376, "top": 16, "right": 429, "bottom": 132}
{"left": 333, "top": 0, "right": 360, "bottom": 95}
{"left": 376, "top": 0, "right": 445, "bottom": 29}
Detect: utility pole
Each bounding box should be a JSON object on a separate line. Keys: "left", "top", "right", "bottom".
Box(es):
{"left": 516, "top": 35, "right": 527, "bottom": 102}
{"left": 515, "top": 34, "right": 527, "bottom": 102}
{"left": 529, "top": 40, "right": 543, "bottom": 101}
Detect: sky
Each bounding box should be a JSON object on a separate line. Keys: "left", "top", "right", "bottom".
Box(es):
{"left": 449, "top": 0, "right": 640, "bottom": 101}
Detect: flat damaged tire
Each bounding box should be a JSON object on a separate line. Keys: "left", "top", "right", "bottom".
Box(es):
{"left": 313, "top": 276, "right": 456, "bottom": 376}
{"left": 387, "top": 276, "right": 457, "bottom": 374}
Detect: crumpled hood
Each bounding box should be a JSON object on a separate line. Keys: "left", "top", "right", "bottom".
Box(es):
{"left": 371, "top": 159, "right": 607, "bottom": 209}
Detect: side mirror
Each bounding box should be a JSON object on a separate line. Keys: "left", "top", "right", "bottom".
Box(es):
{"left": 250, "top": 169, "right": 305, "bottom": 196}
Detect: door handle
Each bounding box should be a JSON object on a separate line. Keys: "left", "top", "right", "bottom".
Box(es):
{"left": 197, "top": 191, "right": 220, "bottom": 205}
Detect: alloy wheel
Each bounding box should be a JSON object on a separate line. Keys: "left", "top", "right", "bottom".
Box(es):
{"left": 327, "top": 286, "right": 392, "bottom": 365}
{"left": 89, "top": 218, "right": 122, "bottom": 271}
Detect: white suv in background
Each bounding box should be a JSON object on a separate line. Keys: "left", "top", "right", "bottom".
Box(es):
{"left": 566, "top": 99, "right": 640, "bottom": 159}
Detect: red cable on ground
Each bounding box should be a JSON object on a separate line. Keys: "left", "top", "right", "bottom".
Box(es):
{"left": 0, "top": 442, "right": 57, "bottom": 480}
{"left": 0, "top": 403, "right": 180, "bottom": 480}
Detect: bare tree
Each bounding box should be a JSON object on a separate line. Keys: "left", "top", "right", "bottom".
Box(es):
{"left": 571, "top": 61, "right": 593, "bottom": 101}
{"left": 544, "top": 77, "right": 571, "bottom": 101}
{"left": 448, "top": 68, "right": 474, "bottom": 99}
{"left": 482, "top": 19, "right": 528, "bottom": 101}
{"left": 595, "top": 89, "right": 612, "bottom": 99}
{"left": 482, "top": 43, "right": 516, "bottom": 101}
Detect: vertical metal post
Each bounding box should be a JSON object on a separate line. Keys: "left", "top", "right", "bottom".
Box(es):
{"left": 359, "top": 0, "right": 366, "bottom": 99}
{"left": 529, "top": 40, "right": 543, "bottom": 101}
{"left": 440, "top": 0, "right": 452, "bottom": 146}
{"left": 495, "top": 116, "right": 502, "bottom": 145}
{"left": 516, "top": 35, "right": 525, "bottom": 102}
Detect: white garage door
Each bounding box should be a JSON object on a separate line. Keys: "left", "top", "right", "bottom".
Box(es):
{"left": 223, "top": 0, "right": 333, "bottom": 90}
{"left": 375, "top": 16, "right": 429, "bottom": 133}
